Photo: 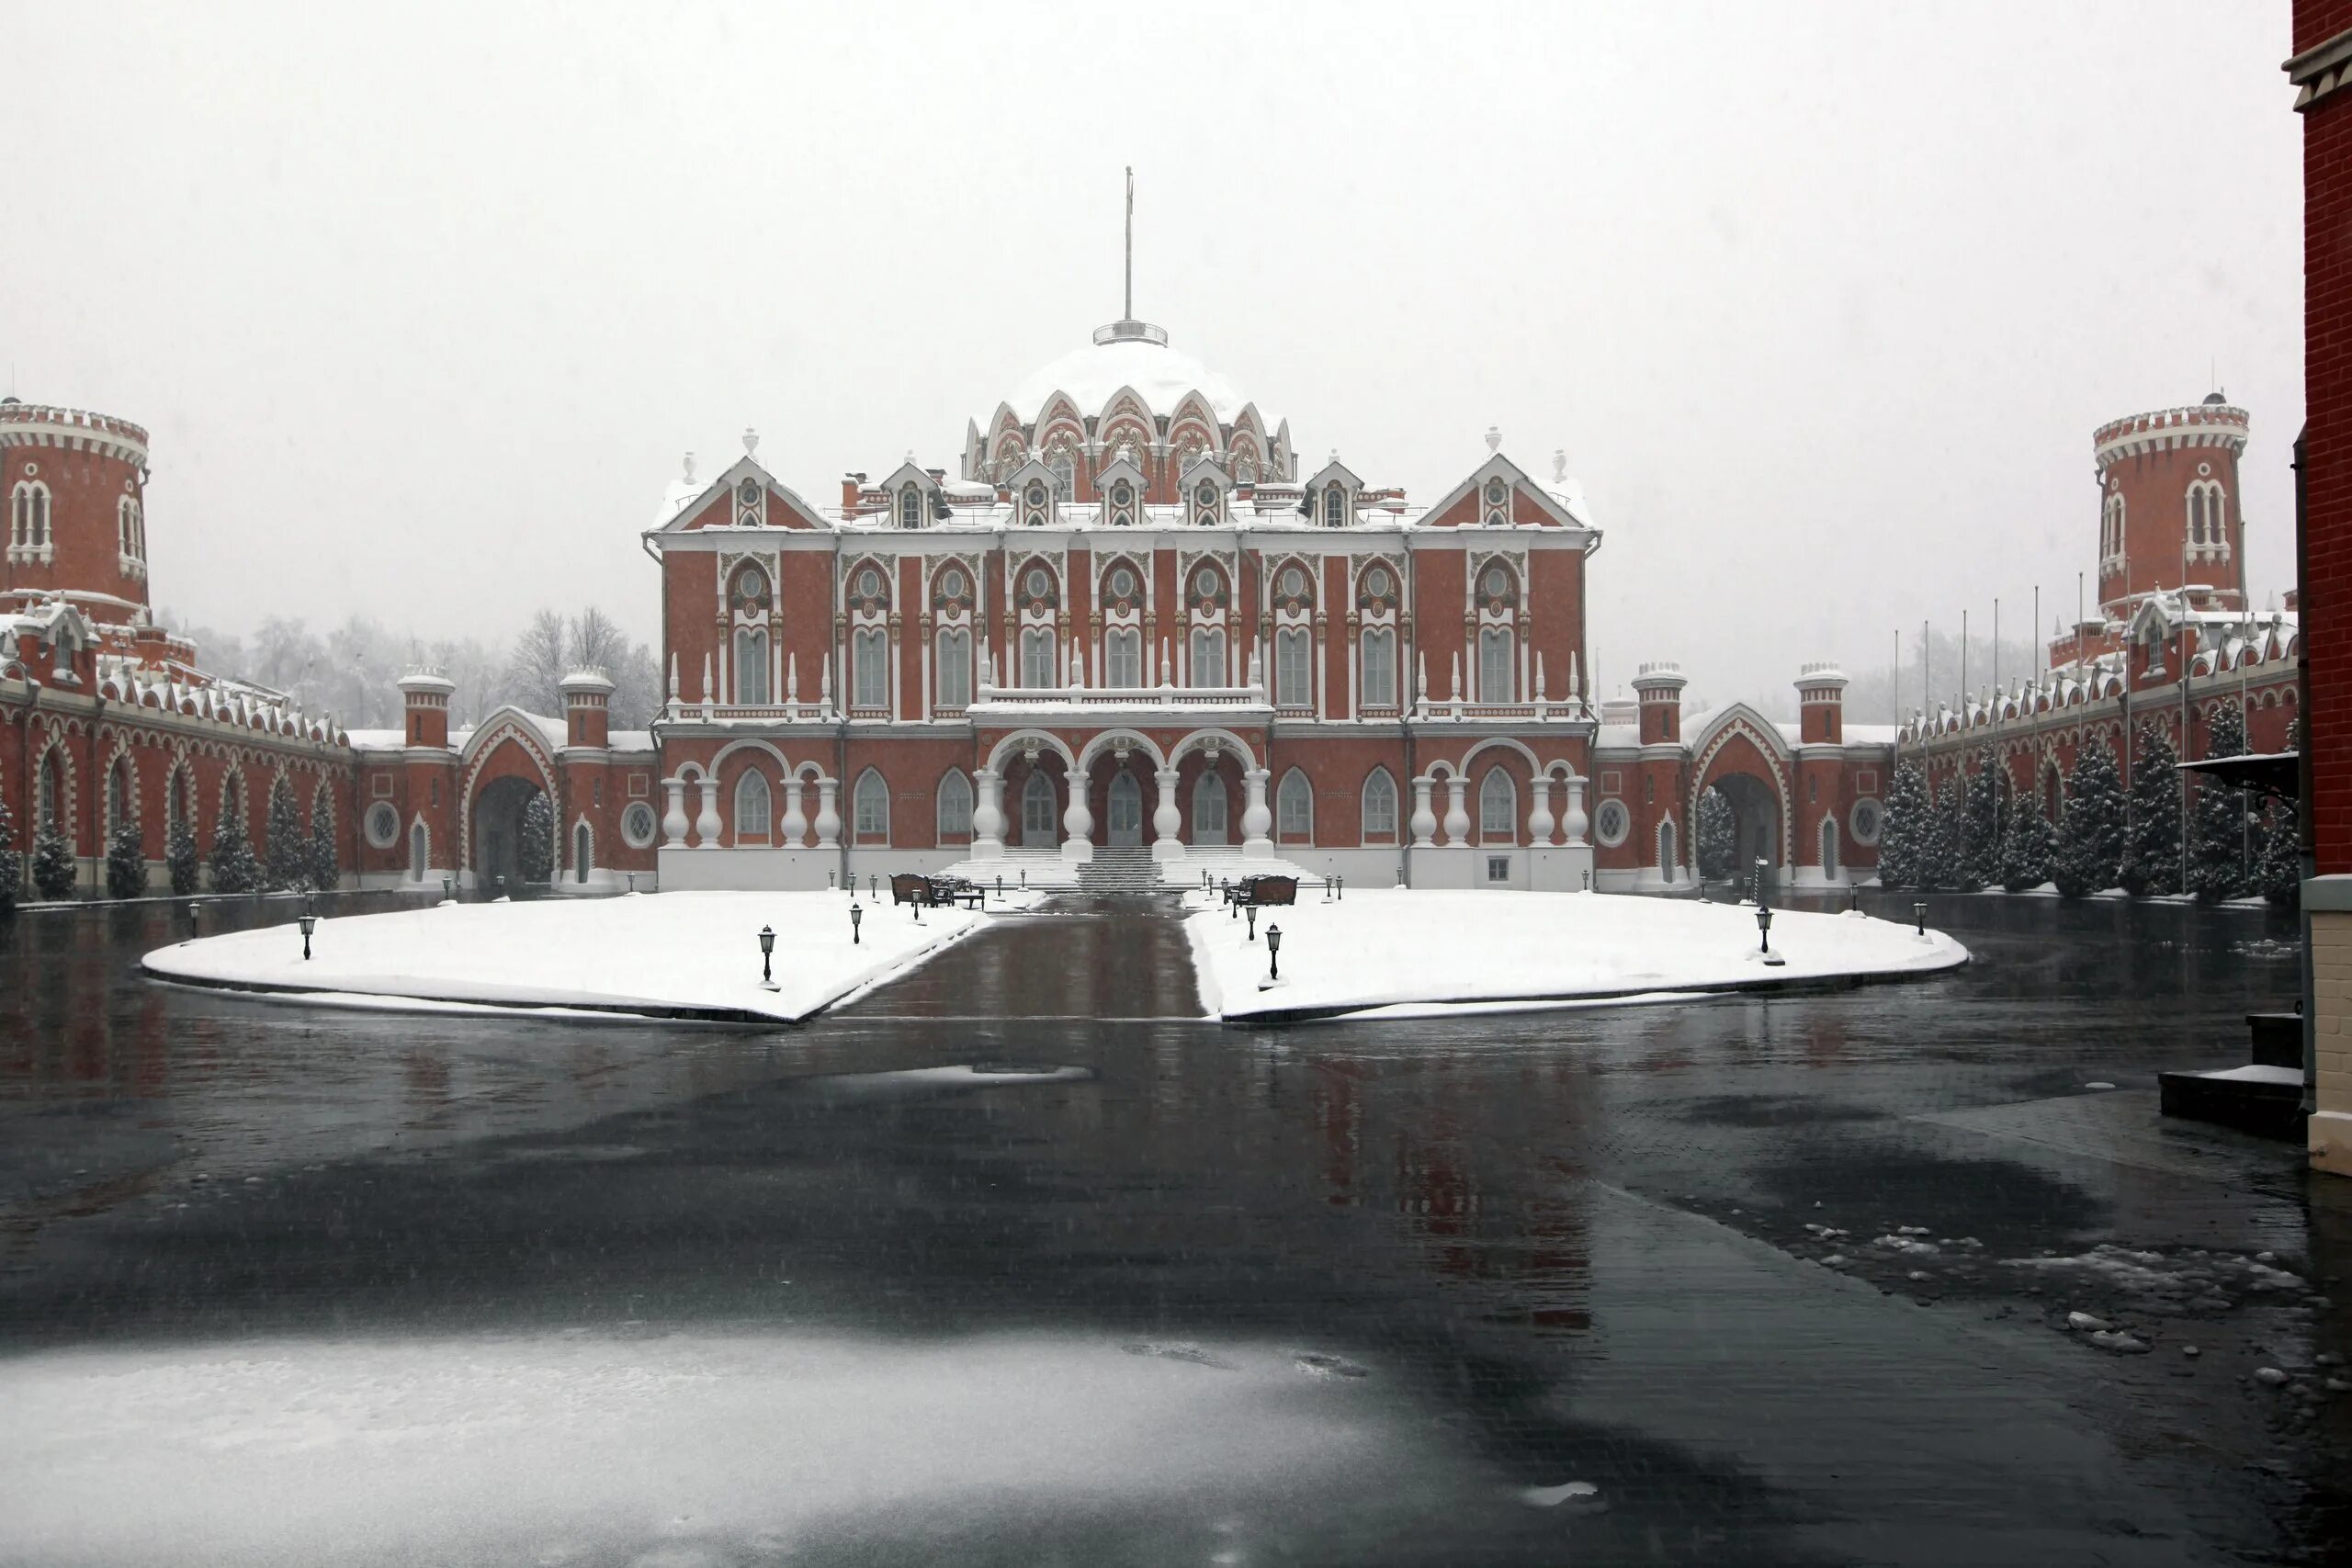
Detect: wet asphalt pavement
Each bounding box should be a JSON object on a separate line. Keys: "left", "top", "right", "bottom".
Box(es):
{"left": 2, "top": 889, "right": 2348, "bottom": 1566}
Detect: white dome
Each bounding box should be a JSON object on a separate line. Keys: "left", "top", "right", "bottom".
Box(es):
{"left": 1001, "top": 333, "right": 1249, "bottom": 426}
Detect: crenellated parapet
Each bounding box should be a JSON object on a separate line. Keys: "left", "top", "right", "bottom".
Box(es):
{"left": 2093, "top": 401, "right": 2249, "bottom": 470}
{"left": 0, "top": 401, "right": 151, "bottom": 468}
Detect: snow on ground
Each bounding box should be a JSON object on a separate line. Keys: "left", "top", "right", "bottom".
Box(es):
{"left": 1186, "top": 888, "right": 1968, "bottom": 1023}
{"left": 142, "top": 891, "right": 1013, "bottom": 1024}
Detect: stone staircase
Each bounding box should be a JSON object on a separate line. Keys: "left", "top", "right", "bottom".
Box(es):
{"left": 1077, "top": 844, "right": 1160, "bottom": 895}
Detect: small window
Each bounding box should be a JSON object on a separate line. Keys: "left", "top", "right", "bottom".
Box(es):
{"left": 1484, "top": 567, "right": 1508, "bottom": 598}
{"left": 1193, "top": 568, "right": 1218, "bottom": 601}
{"left": 1280, "top": 566, "right": 1306, "bottom": 599}
{"left": 1108, "top": 566, "right": 1136, "bottom": 600}
{"left": 1113, "top": 481, "right": 1133, "bottom": 508}
{"left": 1364, "top": 565, "right": 1391, "bottom": 598}
{"left": 899, "top": 488, "right": 922, "bottom": 528}
{"left": 1195, "top": 481, "right": 1217, "bottom": 513}
{"left": 735, "top": 773, "right": 773, "bottom": 842}
{"left": 1025, "top": 481, "right": 1048, "bottom": 510}
{"left": 620, "top": 801, "right": 658, "bottom": 848}
{"left": 1485, "top": 479, "right": 1508, "bottom": 506}
{"left": 938, "top": 567, "right": 966, "bottom": 600}
{"left": 857, "top": 567, "right": 882, "bottom": 600}
{"left": 1324, "top": 487, "right": 1345, "bottom": 526}
{"left": 364, "top": 801, "right": 401, "bottom": 849}
{"left": 1487, "top": 856, "right": 1510, "bottom": 883}
{"left": 1026, "top": 567, "right": 1051, "bottom": 600}
{"left": 739, "top": 478, "right": 761, "bottom": 507}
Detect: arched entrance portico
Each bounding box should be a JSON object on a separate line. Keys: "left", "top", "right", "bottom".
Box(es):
{"left": 474, "top": 775, "right": 546, "bottom": 889}
{"left": 1702, "top": 773, "right": 1781, "bottom": 886}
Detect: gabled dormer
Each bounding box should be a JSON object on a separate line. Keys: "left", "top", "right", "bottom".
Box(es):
{"left": 651, "top": 452, "right": 831, "bottom": 535}
{"left": 1182, "top": 454, "right": 1234, "bottom": 526}
{"left": 878, "top": 459, "right": 948, "bottom": 530}
{"left": 1417, "top": 450, "right": 1591, "bottom": 531}
{"left": 1095, "top": 452, "right": 1148, "bottom": 527}
{"left": 1004, "top": 458, "right": 1061, "bottom": 528}
{"left": 1303, "top": 457, "right": 1364, "bottom": 528}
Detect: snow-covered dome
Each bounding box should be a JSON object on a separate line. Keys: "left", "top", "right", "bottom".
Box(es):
{"left": 1001, "top": 323, "right": 1250, "bottom": 425}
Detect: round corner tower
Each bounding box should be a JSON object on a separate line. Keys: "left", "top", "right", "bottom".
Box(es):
{"left": 1795, "top": 662, "right": 1847, "bottom": 745}
{"left": 1632, "top": 661, "right": 1687, "bottom": 746}
{"left": 2090, "top": 394, "right": 2249, "bottom": 616}
{"left": 0, "top": 399, "right": 152, "bottom": 618}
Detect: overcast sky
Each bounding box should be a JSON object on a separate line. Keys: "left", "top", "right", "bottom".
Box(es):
{"left": 7, "top": 3, "right": 2302, "bottom": 715}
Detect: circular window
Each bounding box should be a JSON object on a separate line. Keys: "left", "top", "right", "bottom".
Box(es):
{"left": 938, "top": 568, "right": 965, "bottom": 599}
{"left": 621, "top": 801, "right": 658, "bottom": 850}
{"left": 1485, "top": 567, "right": 1509, "bottom": 598}
{"left": 1026, "top": 568, "right": 1050, "bottom": 600}
{"left": 1026, "top": 481, "right": 1047, "bottom": 508}
{"left": 1849, "top": 798, "right": 1884, "bottom": 847}
{"left": 1486, "top": 479, "right": 1508, "bottom": 505}
{"left": 1593, "top": 798, "right": 1631, "bottom": 848}
{"left": 738, "top": 479, "right": 760, "bottom": 504}
{"left": 1113, "top": 482, "right": 1133, "bottom": 507}
{"left": 1194, "top": 568, "right": 1217, "bottom": 599}
{"left": 1281, "top": 567, "right": 1306, "bottom": 599}
{"left": 857, "top": 569, "right": 881, "bottom": 599}
{"left": 363, "top": 802, "right": 401, "bottom": 850}
{"left": 1196, "top": 482, "right": 1216, "bottom": 511}
{"left": 1109, "top": 567, "right": 1136, "bottom": 599}
{"left": 735, "top": 570, "right": 765, "bottom": 603}
{"left": 1365, "top": 566, "right": 1391, "bottom": 598}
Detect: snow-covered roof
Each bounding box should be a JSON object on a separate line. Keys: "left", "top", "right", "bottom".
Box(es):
{"left": 610, "top": 729, "right": 654, "bottom": 751}
{"left": 1003, "top": 335, "right": 1248, "bottom": 424}
{"left": 345, "top": 728, "right": 406, "bottom": 751}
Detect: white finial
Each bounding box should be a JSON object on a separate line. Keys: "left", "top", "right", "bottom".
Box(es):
{"left": 743, "top": 426, "right": 759, "bottom": 457}
{"left": 1329, "top": 447, "right": 1339, "bottom": 465}
{"left": 1485, "top": 425, "right": 1501, "bottom": 454}
{"left": 905, "top": 449, "right": 915, "bottom": 465}
{"left": 683, "top": 452, "right": 696, "bottom": 484}
{"left": 1553, "top": 448, "right": 1566, "bottom": 485}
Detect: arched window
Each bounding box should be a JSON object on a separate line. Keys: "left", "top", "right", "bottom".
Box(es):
{"left": 899, "top": 486, "right": 922, "bottom": 528}
{"left": 1820, "top": 815, "right": 1840, "bottom": 880}
{"left": 1106, "top": 627, "right": 1142, "bottom": 688}
{"left": 1021, "top": 627, "right": 1057, "bottom": 689}
{"left": 1048, "top": 450, "right": 1075, "bottom": 502}
{"left": 936, "top": 770, "right": 974, "bottom": 842}
{"left": 1479, "top": 627, "right": 1514, "bottom": 702}
{"left": 1276, "top": 768, "right": 1313, "bottom": 841}
{"left": 1657, "top": 817, "right": 1679, "bottom": 883}
{"left": 1362, "top": 768, "right": 1398, "bottom": 843}
{"left": 935, "top": 627, "right": 971, "bottom": 707}
{"left": 853, "top": 628, "right": 888, "bottom": 709}
{"left": 1275, "top": 628, "right": 1312, "bottom": 707}
{"left": 1022, "top": 770, "right": 1058, "bottom": 847}
{"left": 36, "top": 750, "right": 62, "bottom": 832}
{"left": 1323, "top": 486, "right": 1346, "bottom": 527}
{"left": 574, "top": 822, "right": 592, "bottom": 883}
{"left": 1190, "top": 627, "right": 1226, "bottom": 687}
{"left": 1360, "top": 627, "right": 1396, "bottom": 709}
{"left": 1192, "top": 771, "right": 1228, "bottom": 845}
{"left": 854, "top": 769, "right": 889, "bottom": 842}
{"left": 1479, "top": 769, "right": 1515, "bottom": 843}
{"left": 734, "top": 772, "right": 772, "bottom": 844}
{"left": 410, "top": 820, "right": 428, "bottom": 880}
{"left": 735, "top": 628, "right": 770, "bottom": 705}
{"left": 107, "top": 759, "right": 134, "bottom": 836}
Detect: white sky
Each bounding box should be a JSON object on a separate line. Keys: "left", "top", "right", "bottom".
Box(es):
{"left": 6, "top": 3, "right": 2302, "bottom": 712}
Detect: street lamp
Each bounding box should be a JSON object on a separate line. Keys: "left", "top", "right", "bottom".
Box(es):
{"left": 758, "top": 924, "right": 776, "bottom": 988}
{"left": 1267, "top": 921, "right": 1283, "bottom": 979}
{"left": 1336, "top": 874, "right": 1344, "bottom": 901}
{"left": 298, "top": 911, "right": 317, "bottom": 961}
{"left": 850, "top": 900, "right": 863, "bottom": 945}
{"left": 1755, "top": 903, "right": 1774, "bottom": 957}
{"left": 1581, "top": 870, "right": 1590, "bottom": 891}
{"left": 869, "top": 874, "right": 878, "bottom": 899}
{"left": 186, "top": 901, "right": 200, "bottom": 939}
{"left": 626, "top": 874, "right": 636, "bottom": 894}
{"left": 1914, "top": 901, "right": 1928, "bottom": 936}
{"left": 1246, "top": 904, "right": 1258, "bottom": 943}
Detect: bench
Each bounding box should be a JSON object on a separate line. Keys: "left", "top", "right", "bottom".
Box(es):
{"left": 1222, "top": 874, "right": 1298, "bottom": 908}
{"left": 891, "top": 873, "right": 985, "bottom": 909}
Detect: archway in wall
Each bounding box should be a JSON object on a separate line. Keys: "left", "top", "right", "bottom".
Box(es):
{"left": 1182, "top": 752, "right": 1243, "bottom": 847}
{"left": 1001, "top": 754, "right": 1066, "bottom": 850}
{"left": 1695, "top": 785, "right": 1739, "bottom": 880}
{"left": 1702, "top": 773, "right": 1780, "bottom": 886}
{"left": 1084, "top": 750, "right": 1156, "bottom": 851}
{"left": 474, "top": 776, "right": 546, "bottom": 889}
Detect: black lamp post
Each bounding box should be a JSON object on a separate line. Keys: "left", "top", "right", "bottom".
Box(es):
{"left": 186, "top": 901, "right": 200, "bottom": 939}
{"left": 1755, "top": 903, "right": 1774, "bottom": 957}
{"left": 1581, "top": 870, "right": 1590, "bottom": 891}
{"left": 1267, "top": 922, "right": 1282, "bottom": 979}
{"left": 1914, "top": 901, "right": 1928, "bottom": 936}
{"left": 1247, "top": 905, "right": 1258, "bottom": 943}
{"left": 1322, "top": 877, "right": 1330, "bottom": 903}
{"left": 627, "top": 874, "right": 636, "bottom": 894}
{"left": 850, "top": 900, "right": 863, "bottom": 945}
{"left": 1336, "top": 874, "right": 1343, "bottom": 901}
{"left": 869, "top": 874, "right": 877, "bottom": 899}
{"left": 298, "top": 911, "right": 317, "bottom": 961}
{"left": 759, "top": 923, "right": 775, "bottom": 987}
{"left": 996, "top": 874, "right": 1004, "bottom": 900}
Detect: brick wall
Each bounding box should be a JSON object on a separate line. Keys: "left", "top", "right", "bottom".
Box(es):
{"left": 2305, "top": 18, "right": 2352, "bottom": 872}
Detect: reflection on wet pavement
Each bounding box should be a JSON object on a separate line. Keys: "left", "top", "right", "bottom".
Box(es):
{"left": 1, "top": 889, "right": 2346, "bottom": 1564}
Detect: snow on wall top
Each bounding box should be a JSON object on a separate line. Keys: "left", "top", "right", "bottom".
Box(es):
{"left": 1002, "top": 336, "right": 1248, "bottom": 425}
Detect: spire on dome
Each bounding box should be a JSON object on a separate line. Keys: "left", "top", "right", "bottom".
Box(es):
{"left": 1093, "top": 165, "right": 1169, "bottom": 348}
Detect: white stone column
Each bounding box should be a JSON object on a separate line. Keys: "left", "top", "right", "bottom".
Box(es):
{"left": 779, "top": 777, "right": 808, "bottom": 848}
{"left": 1151, "top": 766, "right": 1183, "bottom": 862}
{"left": 813, "top": 778, "right": 842, "bottom": 850}
{"left": 971, "top": 766, "right": 1005, "bottom": 860}
{"left": 694, "top": 774, "right": 721, "bottom": 849}
{"left": 1527, "top": 775, "right": 1555, "bottom": 847}
{"left": 1409, "top": 775, "right": 1438, "bottom": 848}
{"left": 1442, "top": 775, "right": 1471, "bottom": 847}
{"left": 1561, "top": 774, "right": 1589, "bottom": 847}
{"left": 662, "top": 776, "right": 689, "bottom": 849}
{"left": 1061, "top": 767, "right": 1095, "bottom": 862}
{"left": 1240, "top": 766, "right": 1273, "bottom": 858}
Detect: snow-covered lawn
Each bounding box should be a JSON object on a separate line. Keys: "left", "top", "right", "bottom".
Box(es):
{"left": 142, "top": 891, "right": 1007, "bottom": 1023}
{"left": 1186, "top": 889, "right": 1969, "bottom": 1023}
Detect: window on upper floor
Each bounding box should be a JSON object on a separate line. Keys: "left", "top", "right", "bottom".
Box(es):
{"left": 1360, "top": 627, "right": 1396, "bottom": 709}
{"left": 1048, "top": 452, "right": 1075, "bottom": 502}
{"left": 1323, "top": 486, "right": 1346, "bottom": 527}
{"left": 853, "top": 627, "right": 888, "bottom": 709}
{"left": 1190, "top": 627, "right": 1226, "bottom": 688}
{"left": 899, "top": 487, "right": 922, "bottom": 529}
{"left": 1021, "top": 627, "right": 1057, "bottom": 690}
{"left": 734, "top": 628, "right": 770, "bottom": 705}
{"left": 1479, "top": 627, "right": 1515, "bottom": 703}
{"left": 1107, "top": 627, "right": 1143, "bottom": 689}
{"left": 1275, "top": 628, "right": 1312, "bottom": 708}
{"left": 935, "top": 627, "right": 971, "bottom": 707}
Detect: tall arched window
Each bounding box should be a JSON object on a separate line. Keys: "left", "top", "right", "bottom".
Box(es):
{"left": 735, "top": 628, "right": 770, "bottom": 705}
{"left": 853, "top": 628, "right": 888, "bottom": 708}
{"left": 1820, "top": 816, "right": 1840, "bottom": 880}
{"left": 1363, "top": 768, "right": 1398, "bottom": 844}
{"left": 107, "top": 759, "right": 134, "bottom": 836}
{"left": 1276, "top": 768, "right": 1313, "bottom": 841}
{"left": 734, "top": 773, "right": 772, "bottom": 844}
{"left": 936, "top": 627, "right": 972, "bottom": 707}
{"left": 1048, "top": 450, "right": 1076, "bottom": 502}
{"left": 1022, "top": 770, "right": 1058, "bottom": 847}
{"left": 936, "top": 770, "right": 974, "bottom": 843}
{"left": 36, "top": 751, "right": 62, "bottom": 832}
{"left": 1190, "top": 627, "right": 1226, "bottom": 687}
{"left": 410, "top": 820, "right": 428, "bottom": 880}
{"left": 574, "top": 822, "right": 592, "bottom": 883}
{"left": 1478, "top": 627, "right": 1514, "bottom": 702}
{"left": 1479, "top": 769, "right": 1515, "bottom": 843}
{"left": 899, "top": 487, "right": 922, "bottom": 528}
{"left": 1021, "top": 627, "right": 1057, "bottom": 689}
{"left": 854, "top": 769, "right": 889, "bottom": 843}
{"left": 1657, "top": 818, "right": 1679, "bottom": 883}
{"left": 1106, "top": 627, "right": 1143, "bottom": 688}
{"left": 1192, "top": 771, "right": 1228, "bottom": 845}
{"left": 1275, "top": 628, "right": 1312, "bottom": 707}
{"left": 1323, "top": 486, "right": 1346, "bottom": 527}
{"left": 1360, "top": 627, "right": 1396, "bottom": 709}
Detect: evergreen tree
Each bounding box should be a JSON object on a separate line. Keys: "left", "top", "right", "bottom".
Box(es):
{"left": 1998, "top": 795, "right": 2058, "bottom": 892}
{"left": 105, "top": 818, "right": 148, "bottom": 899}
{"left": 2052, "top": 736, "right": 2125, "bottom": 898}
{"left": 209, "top": 807, "right": 262, "bottom": 895}
{"left": 2256, "top": 799, "right": 2301, "bottom": 910}
{"left": 0, "top": 783, "right": 20, "bottom": 918}
{"left": 2187, "top": 705, "right": 2255, "bottom": 904}
{"left": 518, "top": 791, "right": 556, "bottom": 884}
{"left": 1695, "top": 788, "right": 1736, "bottom": 880}
{"left": 2120, "top": 722, "right": 2183, "bottom": 897}
{"left": 166, "top": 815, "right": 200, "bottom": 897}
{"left": 1936, "top": 773, "right": 1977, "bottom": 891}
{"left": 265, "top": 776, "right": 306, "bottom": 890}
{"left": 306, "top": 807, "right": 339, "bottom": 892}
{"left": 1878, "top": 761, "right": 1931, "bottom": 889}
{"left": 1961, "top": 750, "right": 2003, "bottom": 890}
{"left": 31, "top": 819, "right": 76, "bottom": 900}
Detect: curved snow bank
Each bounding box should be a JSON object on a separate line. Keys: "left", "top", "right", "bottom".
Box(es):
{"left": 1188, "top": 889, "right": 1968, "bottom": 1024}
{"left": 142, "top": 891, "right": 989, "bottom": 1023}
